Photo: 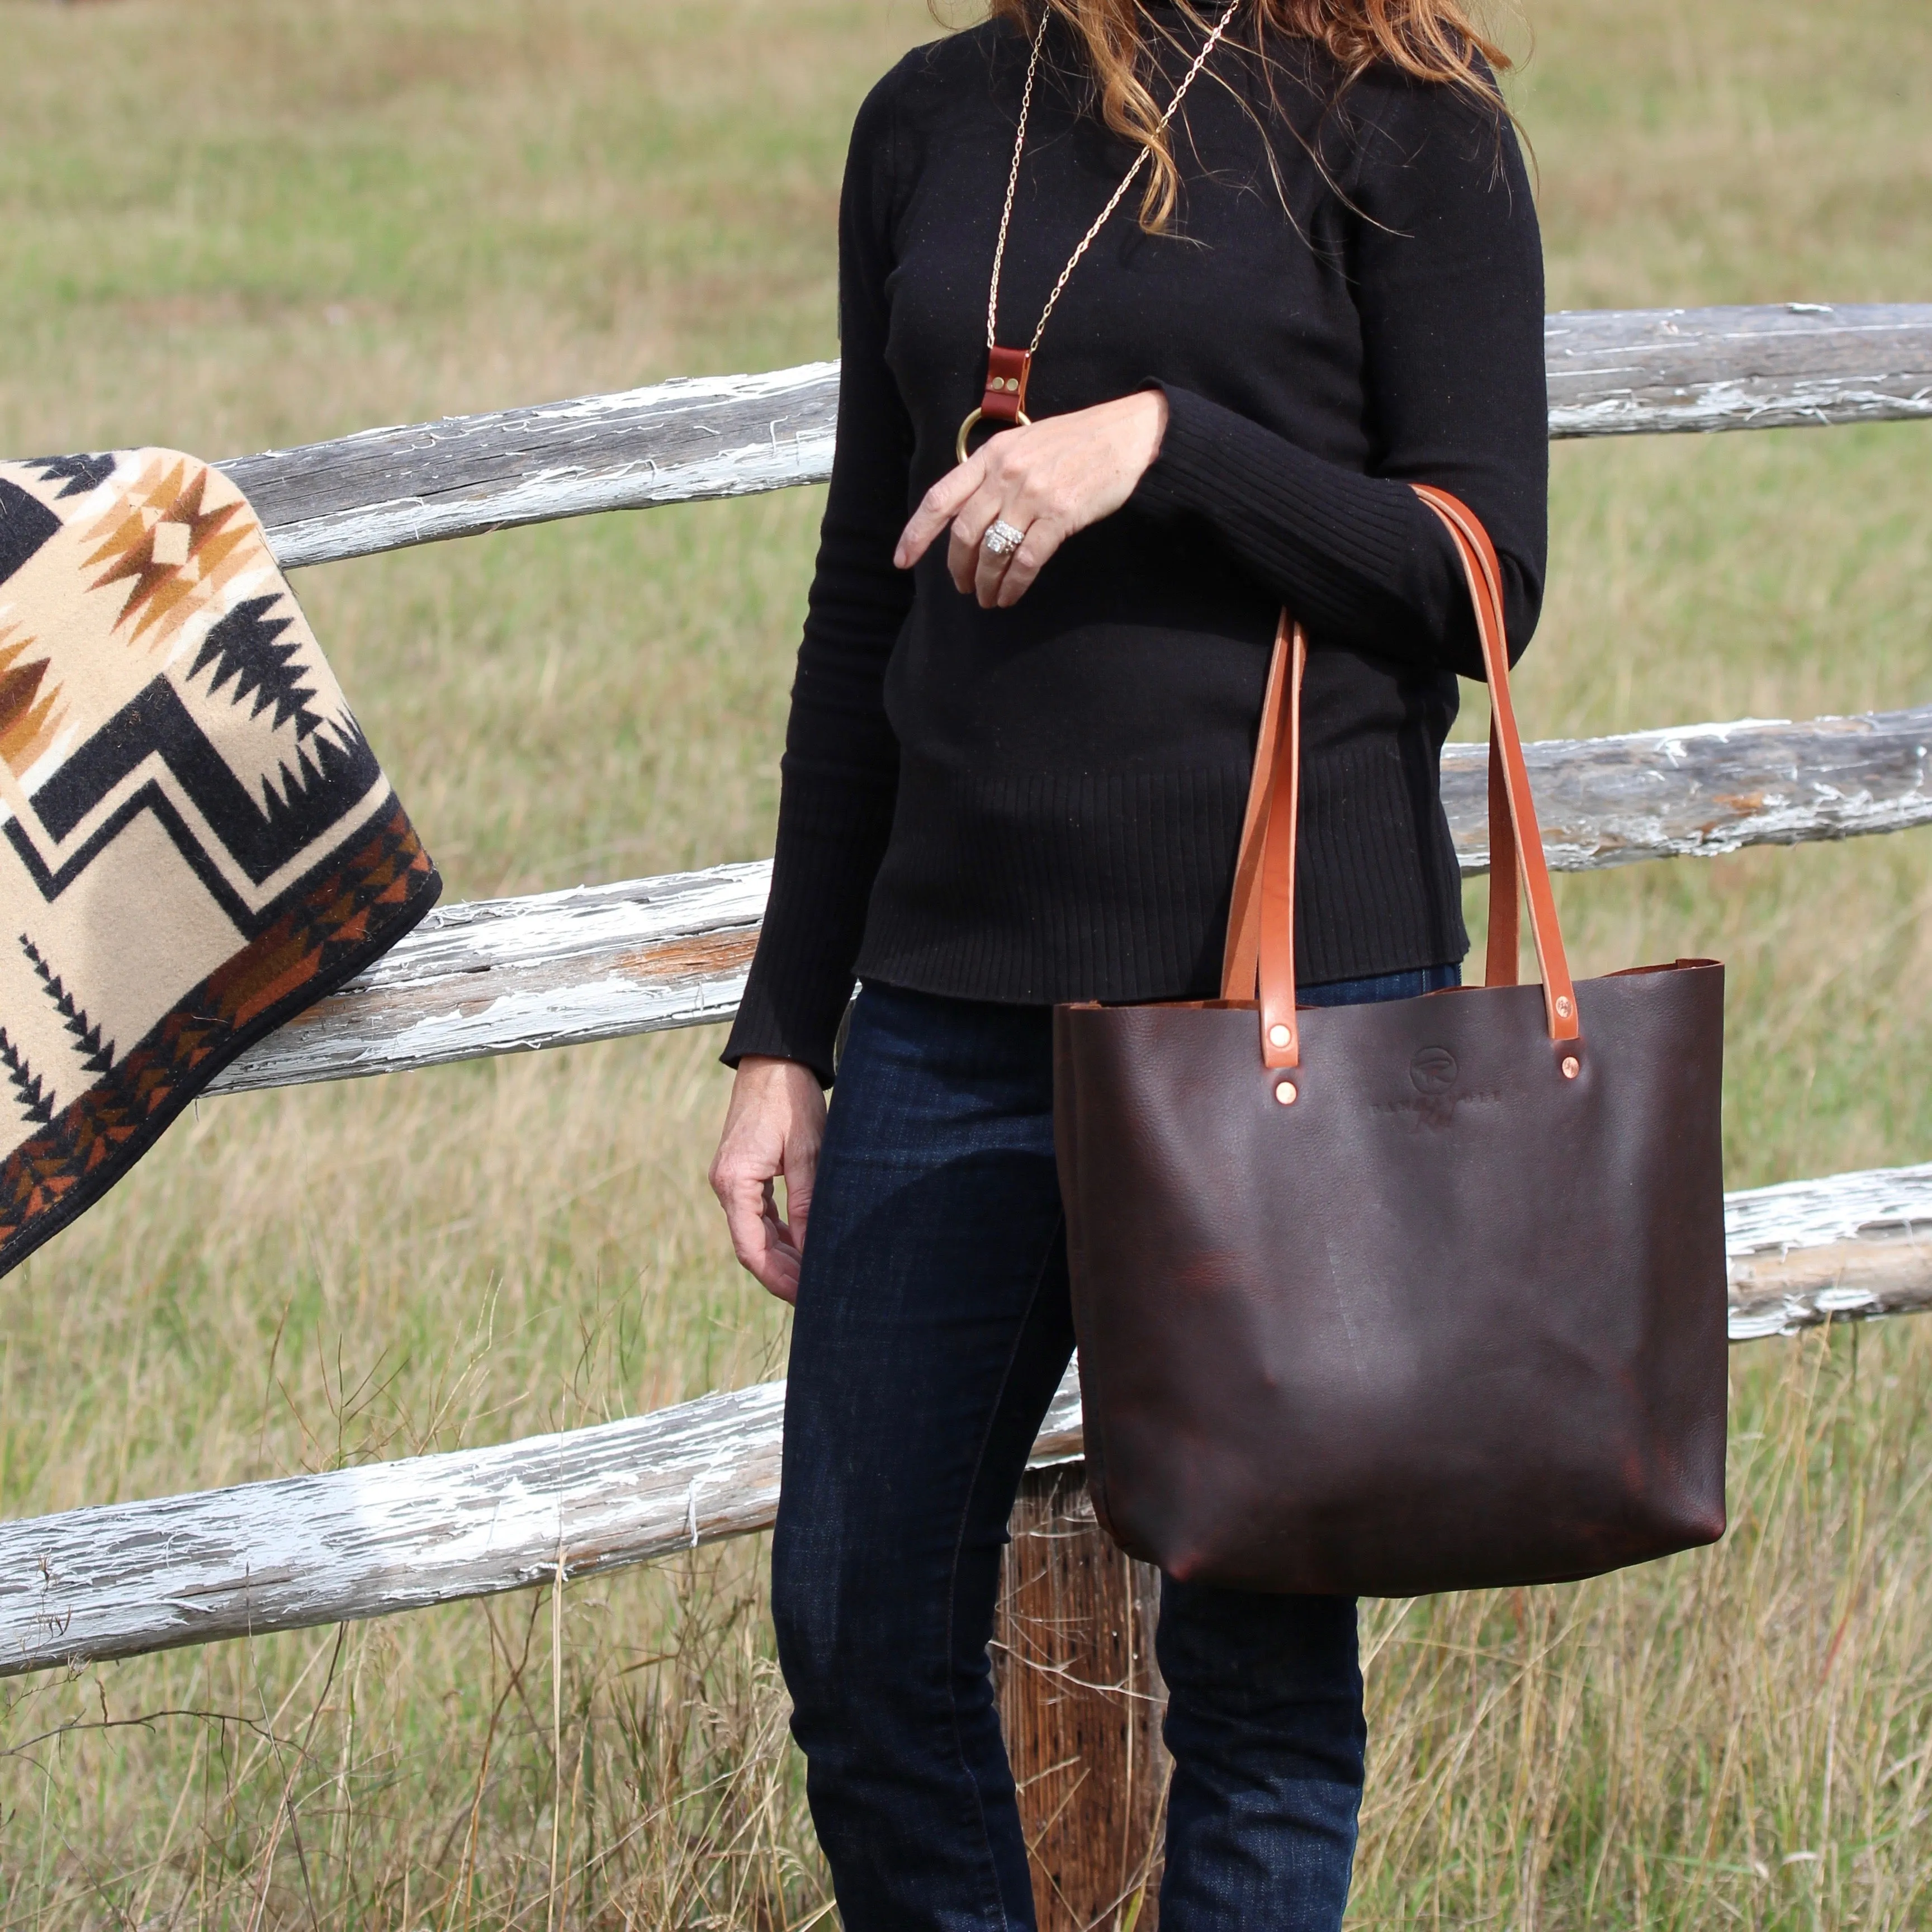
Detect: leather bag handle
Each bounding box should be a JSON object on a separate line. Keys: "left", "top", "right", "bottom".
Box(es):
{"left": 1220, "top": 486, "right": 1580, "bottom": 1069}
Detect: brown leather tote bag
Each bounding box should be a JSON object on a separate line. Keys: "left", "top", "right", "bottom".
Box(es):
{"left": 1053, "top": 487, "right": 1729, "bottom": 1597}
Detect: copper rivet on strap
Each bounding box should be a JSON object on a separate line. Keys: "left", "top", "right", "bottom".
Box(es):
{"left": 1561, "top": 1057, "right": 1580, "bottom": 1080}
{"left": 1268, "top": 1024, "right": 1292, "bottom": 1049}
{"left": 1275, "top": 1080, "right": 1298, "bottom": 1106}
{"left": 1556, "top": 996, "right": 1573, "bottom": 1019}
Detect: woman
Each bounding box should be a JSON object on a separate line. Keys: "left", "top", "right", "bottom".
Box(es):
{"left": 711, "top": 0, "right": 1546, "bottom": 1922}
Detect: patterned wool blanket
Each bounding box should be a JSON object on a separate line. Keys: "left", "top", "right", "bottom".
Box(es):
{"left": 0, "top": 449, "right": 440, "bottom": 1277}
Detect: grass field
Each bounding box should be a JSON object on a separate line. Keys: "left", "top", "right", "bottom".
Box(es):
{"left": 1, "top": 0, "right": 1930, "bottom": 1923}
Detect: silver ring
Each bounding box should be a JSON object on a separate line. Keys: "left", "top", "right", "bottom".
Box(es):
{"left": 982, "top": 519, "right": 1025, "bottom": 558}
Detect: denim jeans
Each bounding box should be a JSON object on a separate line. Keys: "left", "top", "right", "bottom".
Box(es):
{"left": 771, "top": 966, "right": 1458, "bottom": 1931}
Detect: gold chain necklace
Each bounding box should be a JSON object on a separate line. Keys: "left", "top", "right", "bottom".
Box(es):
{"left": 956, "top": 0, "right": 1245, "bottom": 464}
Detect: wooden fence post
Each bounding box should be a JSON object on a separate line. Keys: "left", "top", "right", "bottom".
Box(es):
{"left": 996, "top": 1462, "right": 1167, "bottom": 1931}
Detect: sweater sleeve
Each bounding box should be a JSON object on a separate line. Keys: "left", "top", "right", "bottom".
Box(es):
{"left": 1130, "top": 69, "right": 1547, "bottom": 678}
{"left": 721, "top": 73, "right": 915, "bottom": 1085}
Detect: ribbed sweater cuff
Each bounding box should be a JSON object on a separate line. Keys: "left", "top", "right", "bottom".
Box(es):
{"left": 1133, "top": 382, "right": 1474, "bottom": 674}
{"left": 721, "top": 765, "right": 898, "bottom": 1087}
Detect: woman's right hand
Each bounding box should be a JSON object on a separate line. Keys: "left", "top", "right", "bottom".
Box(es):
{"left": 708, "top": 1055, "right": 827, "bottom": 1305}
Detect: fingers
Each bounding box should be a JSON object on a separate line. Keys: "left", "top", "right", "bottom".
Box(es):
{"left": 992, "top": 519, "right": 1065, "bottom": 608}
{"left": 951, "top": 493, "right": 1012, "bottom": 598}
{"left": 709, "top": 1057, "right": 826, "bottom": 1305}
{"left": 895, "top": 454, "right": 987, "bottom": 570}
{"left": 781, "top": 1109, "right": 820, "bottom": 1257}
{"left": 948, "top": 454, "right": 1048, "bottom": 600}
{"left": 970, "top": 520, "right": 1015, "bottom": 604}
{"left": 900, "top": 396, "right": 1163, "bottom": 608}
{"left": 757, "top": 1180, "right": 806, "bottom": 1306}
{"left": 716, "top": 1168, "right": 798, "bottom": 1304}
{"left": 970, "top": 512, "right": 1046, "bottom": 606}
{"left": 894, "top": 430, "right": 1026, "bottom": 591}
{"left": 943, "top": 452, "right": 1025, "bottom": 594}
{"left": 939, "top": 425, "right": 1071, "bottom": 607}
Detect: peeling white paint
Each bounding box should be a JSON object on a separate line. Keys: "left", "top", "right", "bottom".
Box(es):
{"left": 207, "top": 860, "right": 772, "bottom": 1092}
{"left": 195, "top": 706, "right": 1932, "bottom": 1096}
{"left": 2, "top": 1152, "right": 1926, "bottom": 1677}
{"left": 211, "top": 307, "right": 1932, "bottom": 572}
{"left": 0, "top": 1362, "right": 1087, "bottom": 1679}
{"left": 1724, "top": 1168, "right": 1932, "bottom": 1340}
{"left": 1725, "top": 1163, "right": 1932, "bottom": 1257}
{"left": 1443, "top": 707, "right": 1932, "bottom": 873}
{"left": 1543, "top": 304, "right": 1932, "bottom": 438}
{"left": 0, "top": 1380, "right": 788, "bottom": 1678}
{"left": 227, "top": 364, "right": 840, "bottom": 571}
{"left": 1549, "top": 381, "right": 1932, "bottom": 440}
{"left": 264, "top": 434, "right": 840, "bottom": 571}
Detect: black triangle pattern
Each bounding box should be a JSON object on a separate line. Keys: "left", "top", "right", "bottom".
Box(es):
{"left": 11, "top": 675, "right": 384, "bottom": 917}
{"left": 21, "top": 934, "right": 115, "bottom": 1074}
{"left": 0, "top": 1027, "right": 55, "bottom": 1129}
{"left": 187, "top": 594, "right": 326, "bottom": 740}
{"left": 0, "top": 479, "right": 60, "bottom": 592}
{"left": 27, "top": 454, "right": 119, "bottom": 501}
{"left": 258, "top": 716, "right": 379, "bottom": 849}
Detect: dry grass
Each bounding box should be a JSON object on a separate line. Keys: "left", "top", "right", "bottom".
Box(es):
{"left": 0, "top": 0, "right": 1930, "bottom": 1922}
{"left": 1355, "top": 1325, "right": 1932, "bottom": 1928}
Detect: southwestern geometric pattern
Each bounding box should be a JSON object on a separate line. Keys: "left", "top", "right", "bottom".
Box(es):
{"left": 0, "top": 449, "right": 441, "bottom": 1277}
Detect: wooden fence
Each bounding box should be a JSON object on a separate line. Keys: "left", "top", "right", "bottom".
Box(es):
{"left": 5, "top": 301, "right": 1932, "bottom": 1928}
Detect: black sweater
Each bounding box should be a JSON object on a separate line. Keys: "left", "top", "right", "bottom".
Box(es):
{"left": 723, "top": 14, "right": 1547, "bottom": 1085}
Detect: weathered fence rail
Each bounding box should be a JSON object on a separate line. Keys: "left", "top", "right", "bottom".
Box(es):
{"left": 210, "top": 704, "right": 1932, "bottom": 1093}
{"left": 210, "top": 861, "right": 768, "bottom": 1093}
{"left": 224, "top": 304, "right": 1932, "bottom": 572}
{"left": 1540, "top": 303, "right": 1932, "bottom": 437}
{"left": 4, "top": 1159, "right": 1928, "bottom": 1681}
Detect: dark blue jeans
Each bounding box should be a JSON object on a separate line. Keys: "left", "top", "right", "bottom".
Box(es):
{"left": 771, "top": 967, "right": 1457, "bottom": 1931}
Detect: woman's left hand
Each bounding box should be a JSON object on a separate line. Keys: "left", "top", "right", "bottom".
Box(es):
{"left": 893, "top": 390, "right": 1169, "bottom": 609}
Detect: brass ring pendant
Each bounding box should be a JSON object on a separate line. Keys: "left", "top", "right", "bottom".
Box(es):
{"left": 956, "top": 405, "right": 1033, "bottom": 466}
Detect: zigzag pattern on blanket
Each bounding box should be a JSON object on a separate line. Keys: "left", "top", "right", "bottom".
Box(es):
{"left": 0, "top": 449, "right": 441, "bottom": 1277}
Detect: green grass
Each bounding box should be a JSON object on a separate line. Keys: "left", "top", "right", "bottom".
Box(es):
{"left": 0, "top": 0, "right": 1930, "bottom": 1922}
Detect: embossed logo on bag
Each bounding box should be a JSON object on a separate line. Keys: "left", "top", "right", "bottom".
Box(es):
{"left": 1410, "top": 1046, "right": 1459, "bottom": 1095}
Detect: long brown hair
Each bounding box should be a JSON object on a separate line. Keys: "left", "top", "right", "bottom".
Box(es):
{"left": 982, "top": 0, "right": 1513, "bottom": 231}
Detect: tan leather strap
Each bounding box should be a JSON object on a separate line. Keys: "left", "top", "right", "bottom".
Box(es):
{"left": 1414, "top": 486, "right": 1578, "bottom": 1039}
{"left": 1485, "top": 719, "right": 1520, "bottom": 987}
{"left": 1219, "top": 611, "right": 1292, "bottom": 1006}
{"left": 1256, "top": 624, "right": 1307, "bottom": 1068}
{"left": 1221, "top": 487, "right": 1579, "bottom": 1062}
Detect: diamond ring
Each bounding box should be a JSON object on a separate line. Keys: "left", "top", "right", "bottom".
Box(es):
{"left": 982, "top": 519, "right": 1026, "bottom": 558}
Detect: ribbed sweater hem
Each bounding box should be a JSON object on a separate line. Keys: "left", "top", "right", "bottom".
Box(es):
{"left": 850, "top": 746, "right": 1467, "bottom": 1016}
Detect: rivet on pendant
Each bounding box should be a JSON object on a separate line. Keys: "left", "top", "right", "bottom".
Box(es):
{"left": 1268, "top": 1023, "right": 1292, "bottom": 1049}
{"left": 1556, "top": 995, "right": 1573, "bottom": 1019}
{"left": 1275, "top": 1080, "right": 1298, "bottom": 1106}
{"left": 1561, "top": 1056, "right": 1580, "bottom": 1080}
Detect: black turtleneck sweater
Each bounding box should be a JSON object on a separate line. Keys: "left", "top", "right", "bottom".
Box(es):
{"left": 723, "top": 15, "right": 1547, "bottom": 1085}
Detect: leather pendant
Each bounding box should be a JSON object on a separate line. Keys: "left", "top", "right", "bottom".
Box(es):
{"left": 981, "top": 345, "right": 1033, "bottom": 423}
{"left": 956, "top": 346, "right": 1035, "bottom": 464}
